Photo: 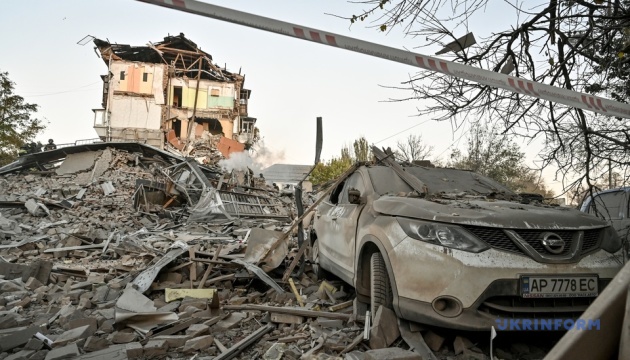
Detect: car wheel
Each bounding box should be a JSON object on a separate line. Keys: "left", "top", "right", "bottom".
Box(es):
{"left": 311, "top": 239, "right": 324, "bottom": 279}
{"left": 370, "top": 252, "right": 393, "bottom": 316}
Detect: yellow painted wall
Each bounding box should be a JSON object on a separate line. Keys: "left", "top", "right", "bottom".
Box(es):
{"left": 183, "top": 86, "right": 208, "bottom": 109}
{"left": 139, "top": 67, "right": 154, "bottom": 94}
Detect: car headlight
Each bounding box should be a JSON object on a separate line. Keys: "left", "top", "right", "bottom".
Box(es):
{"left": 397, "top": 217, "right": 489, "bottom": 253}
{"left": 600, "top": 226, "right": 622, "bottom": 253}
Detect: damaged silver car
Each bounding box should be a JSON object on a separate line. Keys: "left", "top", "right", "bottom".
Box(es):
{"left": 311, "top": 151, "right": 624, "bottom": 331}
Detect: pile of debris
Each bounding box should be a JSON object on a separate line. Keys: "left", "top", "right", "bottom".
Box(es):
{"left": 0, "top": 143, "right": 524, "bottom": 360}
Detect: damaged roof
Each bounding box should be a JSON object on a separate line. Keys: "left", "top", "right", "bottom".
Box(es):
{"left": 261, "top": 164, "right": 313, "bottom": 184}
{"left": 93, "top": 33, "right": 242, "bottom": 82}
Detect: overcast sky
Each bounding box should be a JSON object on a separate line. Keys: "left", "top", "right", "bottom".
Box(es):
{"left": 1, "top": 0, "right": 566, "bottom": 191}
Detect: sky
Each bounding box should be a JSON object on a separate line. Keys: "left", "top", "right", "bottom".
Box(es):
{"left": 0, "top": 0, "right": 565, "bottom": 192}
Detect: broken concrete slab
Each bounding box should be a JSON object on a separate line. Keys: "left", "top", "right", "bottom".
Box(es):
{"left": 55, "top": 151, "right": 102, "bottom": 176}
{"left": 143, "top": 339, "right": 168, "bottom": 357}
{"left": 0, "top": 260, "right": 52, "bottom": 284}
{"left": 369, "top": 306, "right": 400, "bottom": 349}
{"left": 83, "top": 336, "right": 110, "bottom": 352}
{"left": 182, "top": 335, "right": 214, "bottom": 353}
{"left": 75, "top": 344, "right": 127, "bottom": 360}
{"left": 185, "top": 324, "right": 210, "bottom": 337}
{"left": 6, "top": 350, "right": 37, "bottom": 360}
{"left": 364, "top": 348, "right": 422, "bottom": 360}
{"left": 125, "top": 342, "right": 143, "bottom": 358}
{"left": 44, "top": 343, "right": 80, "bottom": 360}
{"left": 454, "top": 335, "right": 474, "bottom": 355}
{"left": 423, "top": 331, "right": 445, "bottom": 352}
{"left": 152, "top": 335, "right": 190, "bottom": 348}
{"left": 242, "top": 228, "right": 288, "bottom": 272}
{"left": 111, "top": 331, "right": 137, "bottom": 344}
{"left": 213, "top": 312, "right": 246, "bottom": 331}
{"left": 25, "top": 199, "right": 50, "bottom": 217}
{"left": 114, "top": 287, "right": 178, "bottom": 334}
{"left": 52, "top": 324, "right": 95, "bottom": 348}
{"left": 0, "top": 325, "right": 41, "bottom": 352}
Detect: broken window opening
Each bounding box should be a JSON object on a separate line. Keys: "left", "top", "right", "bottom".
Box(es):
{"left": 173, "top": 86, "right": 182, "bottom": 108}
{"left": 142, "top": 73, "right": 148, "bottom": 82}
{"left": 340, "top": 173, "right": 365, "bottom": 204}
{"left": 120, "top": 71, "right": 125, "bottom": 80}
{"left": 330, "top": 179, "right": 347, "bottom": 205}
{"left": 196, "top": 118, "right": 223, "bottom": 136}
{"left": 172, "top": 119, "right": 182, "bottom": 138}
{"left": 239, "top": 117, "right": 256, "bottom": 135}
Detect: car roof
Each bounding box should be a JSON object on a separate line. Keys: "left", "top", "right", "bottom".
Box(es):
{"left": 365, "top": 165, "right": 516, "bottom": 196}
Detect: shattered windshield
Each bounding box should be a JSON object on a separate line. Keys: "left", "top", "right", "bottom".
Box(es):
{"left": 367, "top": 166, "right": 516, "bottom": 196}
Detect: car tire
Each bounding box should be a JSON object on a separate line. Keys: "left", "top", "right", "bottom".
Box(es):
{"left": 370, "top": 252, "right": 392, "bottom": 316}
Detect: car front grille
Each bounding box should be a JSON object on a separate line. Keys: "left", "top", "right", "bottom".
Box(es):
{"left": 462, "top": 226, "right": 602, "bottom": 258}
{"left": 479, "top": 296, "right": 595, "bottom": 320}
{"left": 581, "top": 229, "right": 602, "bottom": 253}
{"left": 464, "top": 227, "right": 521, "bottom": 253}
{"left": 514, "top": 230, "right": 574, "bottom": 256}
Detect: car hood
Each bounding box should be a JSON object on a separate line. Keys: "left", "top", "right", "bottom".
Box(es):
{"left": 373, "top": 196, "right": 607, "bottom": 230}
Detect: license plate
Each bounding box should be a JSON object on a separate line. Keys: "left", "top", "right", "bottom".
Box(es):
{"left": 521, "top": 275, "right": 598, "bottom": 298}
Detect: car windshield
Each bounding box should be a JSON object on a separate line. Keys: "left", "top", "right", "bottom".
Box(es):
{"left": 367, "top": 166, "right": 516, "bottom": 196}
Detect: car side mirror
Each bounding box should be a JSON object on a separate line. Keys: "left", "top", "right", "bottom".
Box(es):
{"left": 348, "top": 188, "right": 362, "bottom": 205}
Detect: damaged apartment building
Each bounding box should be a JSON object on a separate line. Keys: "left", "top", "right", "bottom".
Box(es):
{"left": 91, "top": 33, "right": 257, "bottom": 154}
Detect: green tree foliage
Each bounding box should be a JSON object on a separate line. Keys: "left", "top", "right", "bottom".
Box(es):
{"left": 353, "top": 136, "right": 371, "bottom": 162}
{"left": 0, "top": 71, "right": 45, "bottom": 166}
{"left": 448, "top": 123, "right": 553, "bottom": 197}
{"left": 311, "top": 136, "right": 371, "bottom": 185}
{"left": 310, "top": 156, "right": 353, "bottom": 186}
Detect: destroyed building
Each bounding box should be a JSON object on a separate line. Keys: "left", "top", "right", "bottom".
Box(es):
{"left": 91, "top": 33, "right": 258, "bottom": 152}
{"left": 0, "top": 144, "right": 588, "bottom": 359}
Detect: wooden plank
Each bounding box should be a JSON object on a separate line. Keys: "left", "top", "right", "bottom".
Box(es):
{"left": 44, "top": 244, "right": 104, "bottom": 253}
{"left": 372, "top": 146, "right": 426, "bottom": 195}
{"left": 150, "top": 274, "right": 237, "bottom": 291}
{"left": 198, "top": 244, "right": 222, "bottom": 289}
{"left": 222, "top": 304, "right": 354, "bottom": 320}
{"left": 340, "top": 333, "right": 364, "bottom": 355}
{"left": 288, "top": 278, "right": 304, "bottom": 307}
{"left": 214, "top": 338, "right": 228, "bottom": 353}
{"left": 329, "top": 300, "right": 353, "bottom": 312}
{"left": 145, "top": 318, "right": 201, "bottom": 339}
{"left": 213, "top": 324, "right": 274, "bottom": 360}
{"left": 189, "top": 246, "right": 197, "bottom": 286}
{"left": 281, "top": 240, "right": 309, "bottom": 282}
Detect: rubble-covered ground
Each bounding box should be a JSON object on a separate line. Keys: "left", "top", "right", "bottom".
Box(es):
{"left": 0, "top": 145, "right": 557, "bottom": 360}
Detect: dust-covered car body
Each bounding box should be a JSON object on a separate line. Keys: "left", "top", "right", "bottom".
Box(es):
{"left": 579, "top": 187, "right": 630, "bottom": 251}
{"left": 312, "top": 164, "right": 624, "bottom": 331}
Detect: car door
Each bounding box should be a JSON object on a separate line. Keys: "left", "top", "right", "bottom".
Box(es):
{"left": 587, "top": 190, "right": 630, "bottom": 240}
{"left": 316, "top": 172, "right": 367, "bottom": 283}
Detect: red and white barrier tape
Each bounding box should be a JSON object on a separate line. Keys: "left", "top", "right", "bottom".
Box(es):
{"left": 136, "top": 0, "right": 630, "bottom": 119}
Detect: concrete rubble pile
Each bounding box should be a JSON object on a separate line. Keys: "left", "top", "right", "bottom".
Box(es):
{"left": 0, "top": 144, "right": 519, "bottom": 360}
{"left": 166, "top": 132, "right": 226, "bottom": 167}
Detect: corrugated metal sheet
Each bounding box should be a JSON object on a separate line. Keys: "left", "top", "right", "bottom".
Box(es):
{"left": 261, "top": 164, "right": 312, "bottom": 184}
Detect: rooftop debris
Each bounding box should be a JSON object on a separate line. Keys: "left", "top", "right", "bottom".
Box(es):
{"left": 0, "top": 143, "right": 553, "bottom": 359}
